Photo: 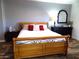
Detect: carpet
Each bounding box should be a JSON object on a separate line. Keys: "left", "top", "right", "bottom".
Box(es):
{"left": 0, "top": 42, "right": 13, "bottom": 59}
{"left": 0, "top": 40, "right": 79, "bottom": 59}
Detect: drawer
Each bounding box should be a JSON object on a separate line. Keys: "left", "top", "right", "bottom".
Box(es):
{"left": 51, "top": 27, "right": 72, "bottom": 35}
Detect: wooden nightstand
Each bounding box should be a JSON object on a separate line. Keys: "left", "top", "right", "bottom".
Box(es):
{"left": 5, "top": 31, "right": 20, "bottom": 42}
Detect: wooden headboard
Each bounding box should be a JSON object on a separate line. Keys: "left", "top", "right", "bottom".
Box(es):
{"left": 17, "top": 22, "right": 48, "bottom": 30}
{"left": 18, "top": 22, "right": 48, "bottom": 25}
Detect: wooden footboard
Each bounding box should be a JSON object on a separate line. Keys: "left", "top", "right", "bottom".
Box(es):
{"left": 13, "top": 36, "right": 69, "bottom": 59}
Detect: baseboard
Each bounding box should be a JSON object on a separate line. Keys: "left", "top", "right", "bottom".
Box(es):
{"left": 71, "top": 38, "right": 79, "bottom": 41}
{"left": 0, "top": 40, "right": 5, "bottom": 42}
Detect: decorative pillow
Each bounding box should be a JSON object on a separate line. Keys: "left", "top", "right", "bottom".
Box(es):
{"left": 28, "top": 24, "right": 34, "bottom": 31}
{"left": 23, "top": 24, "right": 47, "bottom": 31}
{"left": 39, "top": 25, "right": 44, "bottom": 30}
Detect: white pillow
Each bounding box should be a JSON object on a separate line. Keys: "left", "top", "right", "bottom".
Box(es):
{"left": 43, "top": 25, "right": 48, "bottom": 30}
{"left": 23, "top": 24, "right": 35, "bottom": 30}
{"left": 34, "top": 24, "right": 48, "bottom": 31}
{"left": 33, "top": 25, "right": 39, "bottom": 31}
{"left": 23, "top": 24, "right": 28, "bottom": 30}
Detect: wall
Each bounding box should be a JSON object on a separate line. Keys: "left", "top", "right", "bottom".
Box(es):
{"left": 3, "top": 0, "right": 72, "bottom": 31}
{"left": 0, "top": 0, "right": 4, "bottom": 41}
{"left": 71, "top": 0, "right": 79, "bottom": 40}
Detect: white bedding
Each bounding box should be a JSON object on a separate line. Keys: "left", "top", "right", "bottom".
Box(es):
{"left": 16, "top": 29, "right": 65, "bottom": 44}
{"left": 18, "top": 29, "right": 61, "bottom": 38}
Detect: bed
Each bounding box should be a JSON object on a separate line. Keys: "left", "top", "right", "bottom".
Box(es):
{"left": 13, "top": 22, "right": 69, "bottom": 59}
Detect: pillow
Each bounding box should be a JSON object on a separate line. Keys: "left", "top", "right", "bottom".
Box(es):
{"left": 43, "top": 25, "right": 48, "bottom": 30}
{"left": 39, "top": 25, "right": 44, "bottom": 30}
{"left": 34, "top": 24, "right": 47, "bottom": 31}
{"left": 23, "top": 24, "right": 35, "bottom": 30}
{"left": 28, "top": 24, "right": 34, "bottom": 31}
{"left": 34, "top": 24, "right": 48, "bottom": 31}
{"left": 23, "top": 25, "right": 28, "bottom": 30}
{"left": 33, "top": 25, "right": 39, "bottom": 31}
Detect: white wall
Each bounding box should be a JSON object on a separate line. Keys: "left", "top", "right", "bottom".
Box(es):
{"left": 0, "top": 0, "right": 4, "bottom": 41}
{"left": 0, "top": 0, "right": 72, "bottom": 41}
{"left": 71, "top": 0, "right": 79, "bottom": 40}
{"left": 3, "top": 0, "right": 72, "bottom": 31}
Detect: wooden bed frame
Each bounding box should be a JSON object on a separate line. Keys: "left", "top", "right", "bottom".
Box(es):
{"left": 13, "top": 22, "right": 69, "bottom": 59}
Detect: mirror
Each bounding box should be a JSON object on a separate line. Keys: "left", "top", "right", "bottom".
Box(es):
{"left": 57, "top": 10, "right": 68, "bottom": 23}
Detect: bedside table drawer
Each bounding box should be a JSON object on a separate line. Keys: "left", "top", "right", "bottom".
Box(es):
{"left": 51, "top": 27, "right": 72, "bottom": 36}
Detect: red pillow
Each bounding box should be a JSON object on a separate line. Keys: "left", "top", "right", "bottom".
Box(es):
{"left": 39, "top": 25, "right": 44, "bottom": 30}
{"left": 28, "top": 24, "right": 34, "bottom": 31}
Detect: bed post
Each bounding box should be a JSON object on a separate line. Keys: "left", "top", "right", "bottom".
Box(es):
{"left": 64, "top": 35, "right": 70, "bottom": 56}
{"left": 13, "top": 38, "right": 20, "bottom": 59}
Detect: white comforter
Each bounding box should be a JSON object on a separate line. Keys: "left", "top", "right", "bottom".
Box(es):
{"left": 16, "top": 29, "right": 65, "bottom": 44}
{"left": 18, "top": 29, "right": 61, "bottom": 38}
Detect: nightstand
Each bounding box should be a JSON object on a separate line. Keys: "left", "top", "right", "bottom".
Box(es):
{"left": 51, "top": 27, "right": 72, "bottom": 37}
{"left": 5, "top": 31, "right": 20, "bottom": 42}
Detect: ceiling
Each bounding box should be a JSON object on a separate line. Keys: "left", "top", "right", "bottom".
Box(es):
{"left": 29, "top": 0, "right": 75, "bottom": 4}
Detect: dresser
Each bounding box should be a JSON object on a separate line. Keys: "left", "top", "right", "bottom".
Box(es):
{"left": 51, "top": 27, "right": 72, "bottom": 37}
